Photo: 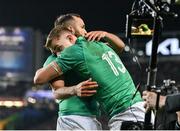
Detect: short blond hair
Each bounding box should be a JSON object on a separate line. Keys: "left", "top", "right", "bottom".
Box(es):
{"left": 45, "top": 25, "right": 72, "bottom": 52}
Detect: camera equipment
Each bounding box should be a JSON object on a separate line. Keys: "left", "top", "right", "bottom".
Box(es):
{"left": 126, "top": 0, "right": 178, "bottom": 39}
{"left": 121, "top": 121, "right": 144, "bottom": 130}
{"left": 153, "top": 79, "right": 179, "bottom": 129}
{"left": 153, "top": 79, "right": 179, "bottom": 111}
{"left": 126, "top": 0, "right": 178, "bottom": 129}
{"left": 160, "top": 79, "right": 179, "bottom": 95}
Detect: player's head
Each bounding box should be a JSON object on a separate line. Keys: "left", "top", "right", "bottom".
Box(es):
{"left": 45, "top": 25, "right": 77, "bottom": 53}
{"left": 54, "top": 13, "right": 87, "bottom": 37}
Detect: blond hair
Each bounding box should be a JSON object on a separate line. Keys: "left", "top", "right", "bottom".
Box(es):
{"left": 45, "top": 25, "right": 72, "bottom": 52}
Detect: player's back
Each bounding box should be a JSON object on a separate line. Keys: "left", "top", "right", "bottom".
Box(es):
{"left": 81, "top": 39, "right": 142, "bottom": 118}
{"left": 56, "top": 37, "right": 142, "bottom": 118}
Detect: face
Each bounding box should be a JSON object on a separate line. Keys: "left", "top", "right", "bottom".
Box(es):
{"left": 70, "top": 16, "right": 87, "bottom": 37}
{"left": 51, "top": 32, "right": 77, "bottom": 53}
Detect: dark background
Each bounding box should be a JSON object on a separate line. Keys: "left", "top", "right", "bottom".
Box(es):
{"left": 0, "top": 0, "right": 180, "bottom": 130}
{"left": 0, "top": 0, "right": 179, "bottom": 35}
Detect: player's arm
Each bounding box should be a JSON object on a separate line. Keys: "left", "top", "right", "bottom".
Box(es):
{"left": 51, "top": 78, "right": 98, "bottom": 100}
{"left": 49, "top": 77, "right": 74, "bottom": 99}
{"left": 85, "top": 31, "right": 125, "bottom": 52}
{"left": 34, "top": 61, "right": 62, "bottom": 85}
{"left": 34, "top": 61, "right": 98, "bottom": 98}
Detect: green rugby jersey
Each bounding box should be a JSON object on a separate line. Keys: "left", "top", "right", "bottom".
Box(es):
{"left": 55, "top": 37, "right": 142, "bottom": 118}
{"left": 44, "top": 54, "right": 99, "bottom": 117}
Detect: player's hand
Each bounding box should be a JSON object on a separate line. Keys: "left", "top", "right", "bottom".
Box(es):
{"left": 85, "top": 31, "right": 107, "bottom": 41}
{"left": 142, "top": 91, "right": 157, "bottom": 111}
{"left": 74, "top": 78, "right": 98, "bottom": 97}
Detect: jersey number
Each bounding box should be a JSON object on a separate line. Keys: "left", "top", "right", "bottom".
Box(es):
{"left": 102, "top": 51, "right": 126, "bottom": 76}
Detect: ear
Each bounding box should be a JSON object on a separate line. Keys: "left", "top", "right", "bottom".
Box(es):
{"left": 67, "top": 26, "right": 75, "bottom": 34}
{"left": 66, "top": 34, "right": 74, "bottom": 42}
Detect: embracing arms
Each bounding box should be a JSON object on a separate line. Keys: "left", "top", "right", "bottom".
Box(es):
{"left": 85, "top": 31, "right": 125, "bottom": 53}
{"left": 34, "top": 62, "right": 98, "bottom": 99}
{"left": 51, "top": 78, "right": 98, "bottom": 99}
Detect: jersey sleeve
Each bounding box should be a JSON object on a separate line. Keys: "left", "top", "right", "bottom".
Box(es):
{"left": 55, "top": 45, "right": 83, "bottom": 74}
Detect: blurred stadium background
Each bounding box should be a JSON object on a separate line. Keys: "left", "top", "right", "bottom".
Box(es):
{"left": 0, "top": 0, "right": 180, "bottom": 130}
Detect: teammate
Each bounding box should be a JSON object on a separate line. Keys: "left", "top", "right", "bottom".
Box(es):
{"left": 34, "top": 25, "right": 146, "bottom": 130}
{"left": 43, "top": 13, "right": 125, "bottom": 130}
